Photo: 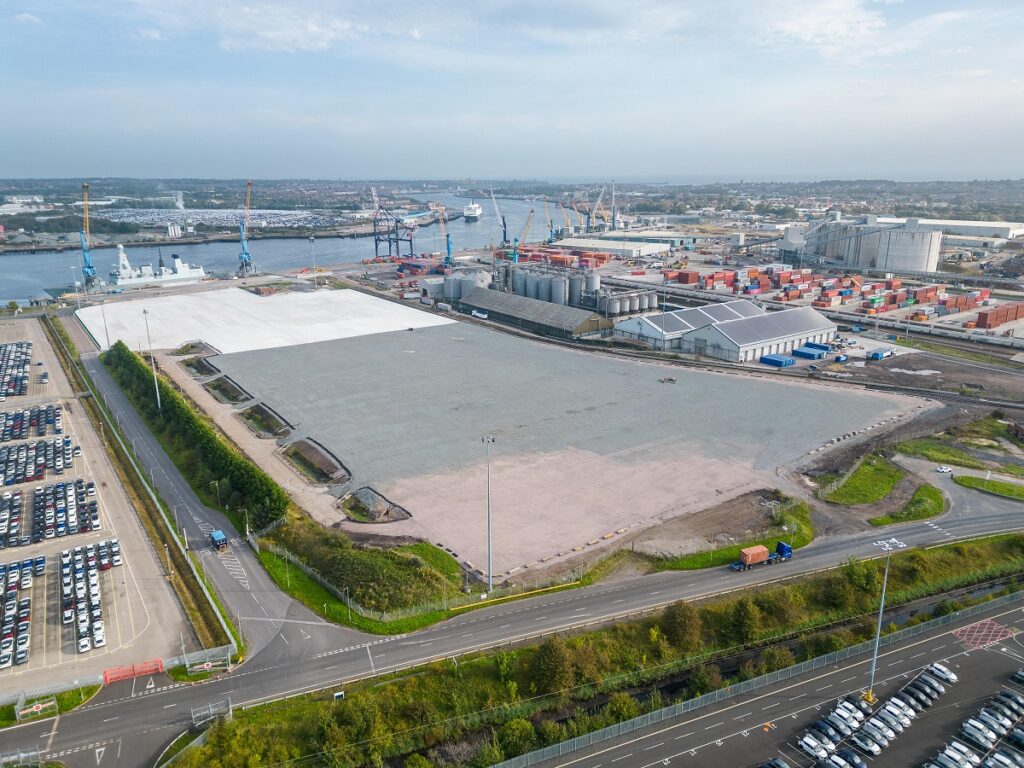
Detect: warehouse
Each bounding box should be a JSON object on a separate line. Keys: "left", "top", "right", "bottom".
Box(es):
{"left": 555, "top": 237, "right": 670, "bottom": 258}
{"left": 680, "top": 306, "right": 837, "bottom": 362}
{"left": 614, "top": 299, "right": 765, "bottom": 350}
{"left": 458, "top": 287, "right": 612, "bottom": 337}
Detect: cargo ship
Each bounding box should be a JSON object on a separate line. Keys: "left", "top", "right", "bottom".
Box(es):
{"left": 463, "top": 201, "right": 482, "bottom": 221}
{"left": 108, "top": 244, "right": 207, "bottom": 288}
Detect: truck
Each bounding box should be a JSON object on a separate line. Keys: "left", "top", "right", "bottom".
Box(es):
{"left": 729, "top": 541, "right": 793, "bottom": 571}
{"left": 868, "top": 347, "right": 895, "bottom": 361}
{"left": 209, "top": 530, "right": 228, "bottom": 551}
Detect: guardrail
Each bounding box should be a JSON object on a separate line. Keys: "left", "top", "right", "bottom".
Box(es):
{"left": 491, "top": 588, "right": 1024, "bottom": 768}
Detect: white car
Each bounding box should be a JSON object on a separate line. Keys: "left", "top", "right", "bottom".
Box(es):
{"left": 850, "top": 732, "right": 881, "bottom": 756}
{"left": 92, "top": 632, "right": 106, "bottom": 648}
{"left": 883, "top": 702, "right": 912, "bottom": 727}
{"left": 77, "top": 637, "right": 91, "bottom": 653}
{"left": 964, "top": 718, "right": 998, "bottom": 742}
{"left": 936, "top": 466, "right": 952, "bottom": 473}
{"left": 867, "top": 717, "right": 896, "bottom": 740}
{"left": 929, "top": 662, "right": 959, "bottom": 684}
{"left": 947, "top": 742, "right": 981, "bottom": 766}
{"left": 798, "top": 735, "right": 828, "bottom": 760}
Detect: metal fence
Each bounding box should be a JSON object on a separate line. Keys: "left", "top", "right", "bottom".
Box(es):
{"left": 819, "top": 453, "right": 867, "bottom": 497}
{"left": 491, "top": 589, "right": 1024, "bottom": 768}
{"left": 162, "top": 644, "right": 235, "bottom": 673}
{"left": 0, "top": 674, "right": 104, "bottom": 708}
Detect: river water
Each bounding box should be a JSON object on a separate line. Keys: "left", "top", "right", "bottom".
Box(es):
{"left": 0, "top": 193, "right": 546, "bottom": 303}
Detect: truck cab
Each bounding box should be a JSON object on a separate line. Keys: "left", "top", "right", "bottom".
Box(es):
{"left": 209, "top": 530, "right": 228, "bottom": 551}
{"left": 729, "top": 541, "right": 792, "bottom": 571}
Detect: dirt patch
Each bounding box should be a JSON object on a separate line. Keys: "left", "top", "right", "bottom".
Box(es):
{"left": 171, "top": 340, "right": 218, "bottom": 357}
{"left": 238, "top": 403, "right": 290, "bottom": 438}
{"left": 340, "top": 487, "right": 411, "bottom": 523}
{"left": 812, "top": 474, "right": 922, "bottom": 535}
{"left": 202, "top": 375, "right": 251, "bottom": 403}
{"left": 182, "top": 356, "right": 218, "bottom": 377}
{"left": 283, "top": 438, "right": 350, "bottom": 484}
{"left": 844, "top": 353, "right": 1024, "bottom": 402}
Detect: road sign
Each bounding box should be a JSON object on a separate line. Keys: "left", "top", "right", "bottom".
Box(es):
{"left": 32, "top": 704, "right": 42, "bottom": 712}
{"left": 203, "top": 662, "right": 212, "bottom": 670}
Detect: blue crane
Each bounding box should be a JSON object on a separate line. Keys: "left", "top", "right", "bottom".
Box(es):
{"left": 433, "top": 204, "right": 453, "bottom": 268}
{"left": 489, "top": 188, "right": 509, "bottom": 247}
{"left": 79, "top": 182, "right": 97, "bottom": 286}
{"left": 238, "top": 179, "right": 255, "bottom": 276}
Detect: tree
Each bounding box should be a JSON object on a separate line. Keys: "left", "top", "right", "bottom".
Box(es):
{"left": 404, "top": 755, "right": 433, "bottom": 768}
{"left": 530, "top": 636, "right": 575, "bottom": 695}
{"left": 472, "top": 736, "right": 504, "bottom": 768}
{"left": 731, "top": 597, "right": 762, "bottom": 644}
{"left": 761, "top": 645, "right": 796, "bottom": 672}
{"left": 498, "top": 718, "right": 537, "bottom": 757}
{"left": 688, "top": 664, "right": 723, "bottom": 696}
{"left": 604, "top": 692, "right": 640, "bottom": 723}
{"left": 661, "top": 601, "right": 703, "bottom": 653}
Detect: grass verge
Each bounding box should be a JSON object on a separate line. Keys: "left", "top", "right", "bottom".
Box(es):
{"left": 654, "top": 501, "right": 813, "bottom": 571}
{"left": 825, "top": 455, "right": 905, "bottom": 505}
{"left": 869, "top": 484, "right": 946, "bottom": 526}
{"left": 156, "top": 729, "right": 202, "bottom": 766}
{"left": 896, "top": 438, "right": 988, "bottom": 469}
{"left": 894, "top": 337, "right": 1024, "bottom": 370}
{"left": 0, "top": 684, "right": 103, "bottom": 729}
{"left": 954, "top": 475, "right": 1024, "bottom": 501}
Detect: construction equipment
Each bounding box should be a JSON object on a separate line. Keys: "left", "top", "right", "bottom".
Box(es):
{"left": 489, "top": 188, "right": 509, "bottom": 247}
{"left": 512, "top": 209, "right": 534, "bottom": 263}
{"left": 79, "top": 183, "right": 97, "bottom": 288}
{"left": 432, "top": 204, "right": 453, "bottom": 268}
{"left": 238, "top": 179, "right": 255, "bottom": 277}
{"left": 543, "top": 199, "right": 554, "bottom": 243}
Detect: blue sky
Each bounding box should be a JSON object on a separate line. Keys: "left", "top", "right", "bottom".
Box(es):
{"left": 3, "top": 0, "right": 1022, "bottom": 180}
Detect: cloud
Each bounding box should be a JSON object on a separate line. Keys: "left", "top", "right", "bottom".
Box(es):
{"left": 14, "top": 12, "right": 42, "bottom": 24}
{"left": 133, "top": 27, "right": 165, "bottom": 41}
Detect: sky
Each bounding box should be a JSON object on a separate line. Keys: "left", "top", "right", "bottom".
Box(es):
{"left": 2, "top": 0, "right": 1022, "bottom": 181}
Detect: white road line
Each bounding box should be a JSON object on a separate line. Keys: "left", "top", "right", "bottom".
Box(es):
{"left": 816, "top": 684, "right": 831, "bottom": 691}
{"left": 642, "top": 743, "right": 664, "bottom": 751}
{"left": 704, "top": 722, "right": 724, "bottom": 730}
{"left": 733, "top": 712, "right": 752, "bottom": 720}
{"left": 610, "top": 755, "right": 632, "bottom": 763}
{"left": 763, "top": 702, "right": 780, "bottom": 710}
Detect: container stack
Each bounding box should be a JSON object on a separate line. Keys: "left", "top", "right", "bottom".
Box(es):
{"left": 975, "top": 301, "right": 1024, "bottom": 330}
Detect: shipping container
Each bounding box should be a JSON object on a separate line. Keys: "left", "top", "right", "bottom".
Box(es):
{"left": 760, "top": 354, "right": 796, "bottom": 367}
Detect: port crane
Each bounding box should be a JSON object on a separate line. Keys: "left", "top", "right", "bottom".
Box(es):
{"left": 238, "top": 179, "right": 256, "bottom": 277}
{"left": 512, "top": 209, "right": 534, "bottom": 263}
{"left": 559, "top": 204, "right": 573, "bottom": 231}
{"left": 489, "top": 188, "right": 509, "bottom": 247}
{"left": 371, "top": 186, "right": 415, "bottom": 258}
{"left": 587, "top": 186, "right": 606, "bottom": 232}
{"left": 79, "top": 182, "right": 97, "bottom": 288}
{"left": 570, "top": 202, "right": 586, "bottom": 229}
{"left": 543, "top": 199, "right": 555, "bottom": 243}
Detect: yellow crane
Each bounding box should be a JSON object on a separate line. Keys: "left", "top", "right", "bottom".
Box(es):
{"left": 513, "top": 209, "right": 534, "bottom": 262}
{"left": 570, "top": 202, "right": 586, "bottom": 228}
{"left": 559, "top": 204, "right": 573, "bottom": 230}
{"left": 543, "top": 199, "right": 554, "bottom": 242}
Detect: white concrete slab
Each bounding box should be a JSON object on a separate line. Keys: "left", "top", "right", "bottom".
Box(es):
{"left": 76, "top": 287, "right": 454, "bottom": 353}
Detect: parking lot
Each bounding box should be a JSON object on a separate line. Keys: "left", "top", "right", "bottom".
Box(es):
{"left": 0, "top": 319, "right": 189, "bottom": 690}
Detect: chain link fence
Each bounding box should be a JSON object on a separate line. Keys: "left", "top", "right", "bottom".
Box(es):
{"left": 492, "top": 589, "right": 1024, "bottom": 768}
{"left": 0, "top": 674, "right": 104, "bottom": 708}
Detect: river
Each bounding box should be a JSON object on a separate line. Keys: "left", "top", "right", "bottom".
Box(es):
{"left": 0, "top": 193, "right": 546, "bottom": 303}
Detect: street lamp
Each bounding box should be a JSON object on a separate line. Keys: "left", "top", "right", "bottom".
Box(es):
{"left": 142, "top": 309, "right": 161, "bottom": 412}
{"left": 99, "top": 300, "right": 111, "bottom": 349}
{"left": 482, "top": 435, "right": 496, "bottom": 592}
{"left": 69, "top": 266, "right": 82, "bottom": 312}
{"left": 172, "top": 503, "right": 187, "bottom": 534}
{"left": 209, "top": 480, "right": 221, "bottom": 509}
{"left": 309, "top": 235, "right": 318, "bottom": 289}
{"left": 239, "top": 507, "right": 250, "bottom": 539}
{"left": 863, "top": 536, "right": 906, "bottom": 704}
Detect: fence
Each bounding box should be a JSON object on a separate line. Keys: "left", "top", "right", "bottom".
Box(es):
{"left": 818, "top": 453, "right": 866, "bottom": 498}
{"left": 259, "top": 541, "right": 588, "bottom": 624}
{"left": 0, "top": 673, "right": 104, "bottom": 708}
{"left": 491, "top": 588, "right": 1024, "bottom": 768}
{"left": 163, "top": 644, "right": 235, "bottom": 672}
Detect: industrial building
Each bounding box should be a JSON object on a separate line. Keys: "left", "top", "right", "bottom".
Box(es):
{"left": 555, "top": 237, "right": 670, "bottom": 259}
{"left": 682, "top": 306, "right": 837, "bottom": 363}
{"left": 875, "top": 217, "right": 1024, "bottom": 239}
{"left": 805, "top": 214, "right": 942, "bottom": 273}
{"left": 614, "top": 299, "right": 765, "bottom": 350}
{"left": 458, "top": 288, "right": 612, "bottom": 337}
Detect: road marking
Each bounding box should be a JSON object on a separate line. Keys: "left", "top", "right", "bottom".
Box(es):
{"left": 763, "top": 702, "right": 780, "bottom": 710}
{"left": 163, "top": 703, "right": 177, "bottom": 708}
{"left": 704, "top": 722, "right": 724, "bottom": 730}
{"left": 910, "top": 651, "right": 926, "bottom": 659}
{"left": 95, "top": 746, "right": 105, "bottom": 764}
{"left": 733, "top": 712, "right": 751, "bottom": 720}
{"left": 816, "top": 684, "right": 831, "bottom": 691}
{"left": 146, "top": 677, "right": 155, "bottom": 691}
{"left": 610, "top": 755, "right": 632, "bottom": 763}
{"left": 102, "top": 717, "right": 118, "bottom": 722}
{"left": 674, "top": 732, "right": 694, "bottom": 740}
{"left": 642, "top": 742, "right": 664, "bottom": 751}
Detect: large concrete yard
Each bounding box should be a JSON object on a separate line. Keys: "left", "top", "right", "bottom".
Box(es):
{"left": 210, "top": 321, "right": 922, "bottom": 578}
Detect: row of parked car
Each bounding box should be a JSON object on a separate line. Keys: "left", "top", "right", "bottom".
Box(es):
{"left": 0, "top": 341, "right": 32, "bottom": 401}
{"left": 60, "top": 541, "right": 121, "bottom": 654}
{"left": 0, "top": 436, "right": 80, "bottom": 486}
{"left": 0, "top": 555, "right": 45, "bottom": 669}
{"left": 0, "top": 478, "right": 101, "bottom": 551}
{"left": 924, "top": 670, "right": 1024, "bottom": 768}
{"left": 1, "top": 403, "right": 62, "bottom": 443}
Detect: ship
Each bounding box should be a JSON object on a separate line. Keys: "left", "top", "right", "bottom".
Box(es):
{"left": 108, "top": 245, "right": 207, "bottom": 288}
{"left": 463, "top": 201, "right": 483, "bottom": 221}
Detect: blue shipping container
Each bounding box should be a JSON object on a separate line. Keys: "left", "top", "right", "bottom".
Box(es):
{"left": 805, "top": 342, "right": 831, "bottom": 352}
{"left": 792, "top": 347, "right": 826, "bottom": 360}
{"left": 760, "top": 354, "right": 796, "bottom": 368}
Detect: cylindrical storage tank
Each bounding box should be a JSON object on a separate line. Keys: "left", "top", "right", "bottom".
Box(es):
{"left": 526, "top": 273, "right": 540, "bottom": 299}
{"left": 512, "top": 270, "right": 527, "bottom": 296}
{"left": 568, "top": 274, "right": 584, "bottom": 305}
{"left": 585, "top": 272, "right": 601, "bottom": 292}
{"left": 538, "top": 276, "right": 552, "bottom": 302}
{"left": 608, "top": 297, "right": 622, "bottom": 315}
{"left": 597, "top": 295, "right": 607, "bottom": 313}
{"left": 638, "top": 293, "right": 649, "bottom": 311}
{"left": 461, "top": 276, "right": 481, "bottom": 298}
{"left": 629, "top": 294, "right": 641, "bottom": 313}
{"left": 443, "top": 275, "right": 461, "bottom": 301}
{"left": 649, "top": 292, "right": 659, "bottom": 311}
{"left": 551, "top": 276, "right": 568, "bottom": 305}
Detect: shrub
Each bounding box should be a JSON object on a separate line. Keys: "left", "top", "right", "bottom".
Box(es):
{"left": 661, "top": 601, "right": 702, "bottom": 653}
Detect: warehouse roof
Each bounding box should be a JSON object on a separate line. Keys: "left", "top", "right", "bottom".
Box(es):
{"left": 460, "top": 288, "right": 602, "bottom": 330}
{"left": 710, "top": 306, "right": 835, "bottom": 348}
{"left": 645, "top": 299, "right": 765, "bottom": 336}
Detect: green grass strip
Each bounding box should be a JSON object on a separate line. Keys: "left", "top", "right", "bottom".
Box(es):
{"left": 826, "top": 455, "right": 905, "bottom": 505}
{"left": 954, "top": 475, "right": 1024, "bottom": 501}
{"left": 896, "top": 438, "right": 988, "bottom": 469}
{"left": 870, "top": 484, "right": 945, "bottom": 526}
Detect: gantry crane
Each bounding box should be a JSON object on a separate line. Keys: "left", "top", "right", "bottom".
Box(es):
{"left": 238, "top": 179, "right": 256, "bottom": 276}
{"left": 79, "top": 182, "right": 97, "bottom": 288}
{"left": 543, "top": 199, "right": 554, "bottom": 243}
{"left": 371, "top": 186, "right": 415, "bottom": 258}
{"left": 512, "top": 209, "right": 534, "bottom": 263}
{"left": 489, "top": 187, "right": 509, "bottom": 247}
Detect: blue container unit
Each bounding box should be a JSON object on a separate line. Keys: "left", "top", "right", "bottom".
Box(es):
{"left": 760, "top": 354, "right": 796, "bottom": 368}
{"left": 804, "top": 342, "right": 832, "bottom": 352}
{"left": 792, "top": 346, "right": 826, "bottom": 360}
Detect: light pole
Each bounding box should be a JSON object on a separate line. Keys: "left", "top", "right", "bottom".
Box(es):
{"left": 209, "top": 480, "right": 221, "bottom": 509}
{"left": 309, "top": 235, "right": 318, "bottom": 289}
{"left": 99, "top": 300, "right": 111, "bottom": 349}
{"left": 172, "top": 504, "right": 187, "bottom": 534}
{"left": 863, "top": 536, "right": 906, "bottom": 704}
{"left": 341, "top": 586, "right": 351, "bottom": 621}
{"left": 143, "top": 309, "right": 161, "bottom": 412}
{"left": 239, "top": 507, "right": 249, "bottom": 538}
{"left": 69, "top": 266, "right": 82, "bottom": 312}
{"left": 482, "top": 435, "right": 495, "bottom": 592}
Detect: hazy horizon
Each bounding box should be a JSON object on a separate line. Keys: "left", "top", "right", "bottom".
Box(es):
{"left": 3, "top": 0, "right": 1022, "bottom": 180}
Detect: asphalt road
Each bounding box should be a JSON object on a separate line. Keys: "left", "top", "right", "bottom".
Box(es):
{"left": 538, "top": 600, "right": 1024, "bottom": 768}
{"left": 0, "top": 360, "right": 1020, "bottom": 766}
